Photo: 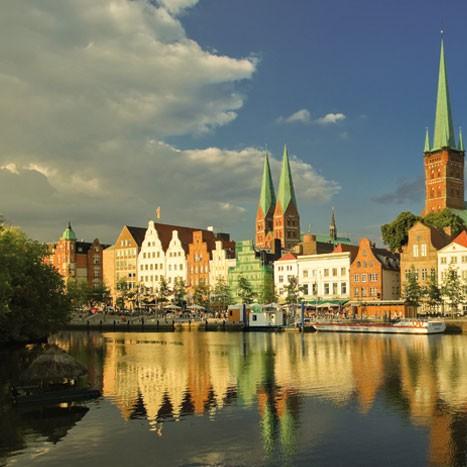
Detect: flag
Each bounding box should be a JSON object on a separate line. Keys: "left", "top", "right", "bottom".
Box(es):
{"left": 156, "top": 206, "right": 161, "bottom": 219}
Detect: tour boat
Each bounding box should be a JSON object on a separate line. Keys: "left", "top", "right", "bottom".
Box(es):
{"left": 311, "top": 319, "right": 446, "bottom": 335}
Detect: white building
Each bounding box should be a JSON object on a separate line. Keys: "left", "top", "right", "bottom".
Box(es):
{"left": 209, "top": 240, "right": 236, "bottom": 287}
{"left": 165, "top": 231, "right": 187, "bottom": 286}
{"left": 274, "top": 251, "right": 352, "bottom": 303}
{"left": 137, "top": 221, "right": 166, "bottom": 292}
{"left": 438, "top": 230, "right": 467, "bottom": 312}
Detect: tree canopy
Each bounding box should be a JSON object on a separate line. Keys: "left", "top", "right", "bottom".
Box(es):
{"left": 424, "top": 209, "right": 465, "bottom": 237}
{"left": 237, "top": 276, "right": 256, "bottom": 304}
{"left": 0, "top": 223, "right": 71, "bottom": 344}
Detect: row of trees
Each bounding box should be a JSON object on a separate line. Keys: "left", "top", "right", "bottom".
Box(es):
{"left": 404, "top": 268, "right": 465, "bottom": 314}
{"left": 0, "top": 217, "right": 71, "bottom": 344}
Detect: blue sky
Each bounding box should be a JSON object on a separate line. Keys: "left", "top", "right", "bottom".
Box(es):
{"left": 0, "top": 0, "right": 466, "bottom": 245}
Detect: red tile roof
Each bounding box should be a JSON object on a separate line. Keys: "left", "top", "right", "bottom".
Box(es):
{"left": 278, "top": 252, "right": 297, "bottom": 261}
{"left": 453, "top": 230, "right": 467, "bottom": 248}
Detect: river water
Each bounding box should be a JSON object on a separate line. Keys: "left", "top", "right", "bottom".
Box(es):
{"left": 1, "top": 331, "right": 467, "bottom": 466}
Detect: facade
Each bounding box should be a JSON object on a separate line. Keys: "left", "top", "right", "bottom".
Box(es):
{"left": 187, "top": 230, "right": 216, "bottom": 288}
{"left": 255, "top": 146, "right": 300, "bottom": 252}
{"left": 400, "top": 221, "right": 450, "bottom": 289}
{"left": 209, "top": 240, "right": 236, "bottom": 287}
{"left": 46, "top": 222, "right": 107, "bottom": 288}
{"left": 228, "top": 240, "right": 274, "bottom": 302}
{"left": 437, "top": 230, "right": 467, "bottom": 311}
{"left": 103, "top": 245, "right": 116, "bottom": 298}
{"left": 350, "top": 238, "right": 400, "bottom": 301}
{"left": 111, "top": 225, "right": 146, "bottom": 295}
{"left": 274, "top": 249, "right": 356, "bottom": 303}
{"left": 423, "top": 39, "right": 465, "bottom": 215}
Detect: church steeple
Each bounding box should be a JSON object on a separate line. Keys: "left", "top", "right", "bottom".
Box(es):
{"left": 424, "top": 128, "right": 431, "bottom": 153}
{"left": 273, "top": 145, "right": 300, "bottom": 250}
{"left": 255, "top": 154, "right": 276, "bottom": 250}
{"left": 432, "top": 38, "right": 456, "bottom": 151}
{"left": 458, "top": 127, "right": 464, "bottom": 152}
{"left": 276, "top": 145, "right": 297, "bottom": 212}
{"left": 258, "top": 154, "right": 276, "bottom": 218}
{"left": 329, "top": 208, "right": 337, "bottom": 242}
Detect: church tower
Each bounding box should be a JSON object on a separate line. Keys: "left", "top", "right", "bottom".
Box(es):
{"left": 424, "top": 38, "right": 465, "bottom": 214}
{"left": 255, "top": 154, "right": 276, "bottom": 249}
{"left": 329, "top": 207, "right": 337, "bottom": 243}
{"left": 273, "top": 145, "right": 300, "bottom": 250}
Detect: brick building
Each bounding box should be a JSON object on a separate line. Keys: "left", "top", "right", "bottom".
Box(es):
{"left": 350, "top": 238, "right": 400, "bottom": 301}
{"left": 255, "top": 146, "right": 300, "bottom": 252}
{"left": 423, "top": 39, "right": 465, "bottom": 217}
{"left": 46, "top": 222, "right": 107, "bottom": 288}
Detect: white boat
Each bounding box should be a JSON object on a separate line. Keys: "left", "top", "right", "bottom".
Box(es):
{"left": 311, "top": 319, "right": 446, "bottom": 335}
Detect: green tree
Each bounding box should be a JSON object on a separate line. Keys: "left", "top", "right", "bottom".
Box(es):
{"left": 381, "top": 212, "right": 421, "bottom": 252}
{"left": 237, "top": 276, "right": 256, "bottom": 304}
{"left": 116, "top": 278, "right": 131, "bottom": 309}
{"left": 157, "top": 277, "right": 172, "bottom": 305}
{"left": 403, "top": 268, "right": 423, "bottom": 307}
{"left": 0, "top": 224, "right": 71, "bottom": 344}
{"left": 173, "top": 278, "right": 187, "bottom": 307}
{"left": 67, "top": 279, "right": 88, "bottom": 308}
{"left": 424, "top": 271, "right": 442, "bottom": 311}
{"left": 424, "top": 209, "right": 465, "bottom": 237}
{"left": 210, "top": 278, "right": 232, "bottom": 313}
{"left": 87, "top": 283, "right": 111, "bottom": 308}
{"left": 285, "top": 276, "right": 302, "bottom": 305}
{"left": 441, "top": 267, "right": 464, "bottom": 316}
{"left": 193, "top": 283, "right": 210, "bottom": 309}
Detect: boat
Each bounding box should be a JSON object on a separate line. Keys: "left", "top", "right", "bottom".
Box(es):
{"left": 311, "top": 319, "right": 446, "bottom": 335}
{"left": 12, "top": 385, "right": 101, "bottom": 405}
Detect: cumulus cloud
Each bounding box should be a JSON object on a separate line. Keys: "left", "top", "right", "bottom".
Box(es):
{"left": 316, "top": 113, "right": 346, "bottom": 124}
{"left": 0, "top": 1, "right": 339, "bottom": 242}
{"left": 277, "top": 109, "right": 346, "bottom": 125}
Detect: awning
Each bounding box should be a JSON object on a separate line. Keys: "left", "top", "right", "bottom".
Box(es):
{"left": 303, "top": 299, "right": 349, "bottom": 307}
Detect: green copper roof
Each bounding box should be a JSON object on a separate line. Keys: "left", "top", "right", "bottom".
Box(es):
{"left": 276, "top": 145, "right": 297, "bottom": 212}
{"left": 458, "top": 127, "right": 464, "bottom": 151}
{"left": 258, "top": 154, "right": 276, "bottom": 216}
{"left": 61, "top": 222, "right": 76, "bottom": 241}
{"left": 432, "top": 39, "right": 456, "bottom": 151}
{"left": 424, "top": 128, "right": 431, "bottom": 152}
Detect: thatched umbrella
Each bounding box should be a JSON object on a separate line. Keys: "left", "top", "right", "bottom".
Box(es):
{"left": 20, "top": 347, "right": 87, "bottom": 383}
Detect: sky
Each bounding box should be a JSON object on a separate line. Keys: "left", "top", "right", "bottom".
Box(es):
{"left": 1, "top": 0, "right": 467, "bottom": 245}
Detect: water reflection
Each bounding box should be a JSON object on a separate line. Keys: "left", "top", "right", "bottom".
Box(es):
{"left": 2, "top": 331, "right": 467, "bottom": 466}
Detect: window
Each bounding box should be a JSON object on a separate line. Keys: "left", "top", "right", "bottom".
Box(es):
{"left": 353, "top": 274, "right": 359, "bottom": 282}
{"left": 354, "top": 287, "right": 359, "bottom": 296}
{"left": 324, "top": 283, "right": 330, "bottom": 295}
{"left": 413, "top": 245, "right": 419, "bottom": 257}
{"left": 312, "top": 284, "right": 318, "bottom": 295}
{"left": 451, "top": 256, "right": 458, "bottom": 264}
{"left": 278, "top": 275, "right": 283, "bottom": 283}
{"left": 341, "top": 282, "right": 347, "bottom": 295}
{"left": 462, "top": 256, "right": 467, "bottom": 264}
{"left": 441, "top": 257, "right": 447, "bottom": 264}
{"left": 332, "top": 268, "right": 338, "bottom": 277}
{"left": 332, "top": 283, "right": 338, "bottom": 295}
{"left": 252, "top": 315, "right": 257, "bottom": 321}
{"left": 370, "top": 287, "right": 377, "bottom": 296}
{"left": 324, "top": 269, "right": 329, "bottom": 277}
{"left": 341, "top": 267, "right": 346, "bottom": 276}
{"left": 421, "top": 268, "right": 427, "bottom": 281}
{"left": 361, "top": 274, "right": 367, "bottom": 283}
{"left": 361, "top": 288, "right": 366, "bottom": 297}
{"left": 421, "top": 244, "right": 427, "bottom": 256}
{"left": 302, "top": 284, "right": 309, "bottom": 295}
{"left": 303, "top": 270, "right": 308, "bottom": 279}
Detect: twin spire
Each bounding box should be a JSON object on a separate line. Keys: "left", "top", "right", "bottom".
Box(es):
{"left": 426, "top": 38, "right": 464, "bottom": 152}
{"left": 258, "top": 145, "right": 297, "bottom": 214}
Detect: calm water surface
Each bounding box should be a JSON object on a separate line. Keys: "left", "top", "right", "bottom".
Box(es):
{"left": 1, "top": 331, "right": 467, "bottom": 466}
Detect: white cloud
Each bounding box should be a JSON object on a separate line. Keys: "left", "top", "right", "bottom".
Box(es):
{"left": 316, "top": 112, "right": 346, "bottom": 124}
{"left": 0, "top": 1, "right": 339, "bottom": 242}
{"left": 277, "top": 109, "right": 346, "bottom": 126}
{"left": 277, "top": 109, "right": 311, "bottom": 125}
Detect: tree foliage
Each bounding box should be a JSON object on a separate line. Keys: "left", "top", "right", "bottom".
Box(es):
{"left": 0, "top": 223, "right": 71, "bottom": 344}
{"left": 403, "top": 268, "right": 423, "bottom": 307}
{"left": 381, "top": 212, "right": 421, "bottom": 252}
{"left": 157, "top": 277, "right": 172, "bottom": 304}
{"left": 67, "top": 280, "right": 110, "bottom": 309}
{"left": 237, "top": 276, "right": 256, "bottom": 304}
{"left": 424, "top": 271, "right": 442, "bottom": 310}
{"left": 192, "top": 283, "right": 210, "bottom": 309}
{"left": 424, "top": 209, "right": 465, "bottom": 237}
{"left": 284, "top": 276, "right": 302, "bottom": 305}
{"left": 210, "top": 278, "right": 232, "bottom": 312}
{"left": 172, "top": 278, "right": 187, "bottom": 307}
{"left": 441, "top": 267, "right": 464, "bottom": 315}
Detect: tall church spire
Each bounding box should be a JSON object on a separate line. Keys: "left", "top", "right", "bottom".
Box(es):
{"left": 329, "top": 208, "right": 337, "bottom": 242}
{"left": 424, "top": 128, "right": 431, "bottom": 152}
{"left": 276, "top": 145, "right": 297, "bottom": 212}
{"left": 432, "top": 38, "right": 456, "bottom": 150}
{"left": 258, "top": 153, "right": 276, "bottom": 217}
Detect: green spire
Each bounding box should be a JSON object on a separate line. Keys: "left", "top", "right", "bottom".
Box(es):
{"left": 432, "top": 38, "right": 456, "bottom": 150}
{"left": 276, "top": 145, "right": 297, "bottom": 212}
{"left": 424, "top": 127, "right": 431, "bottom": 152}
{"left": 258, "top": 154, "right": 276, "bottom": 216}
{"left": 61, "top": 221, "right": 77, "bottom": 241}
{"left": 458, "top": 127, "right": 464, "bottom": 151}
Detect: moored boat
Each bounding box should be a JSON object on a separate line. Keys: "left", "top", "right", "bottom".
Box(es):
{"left": 311, "top": 319, "right": 446, "bottom": 335}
